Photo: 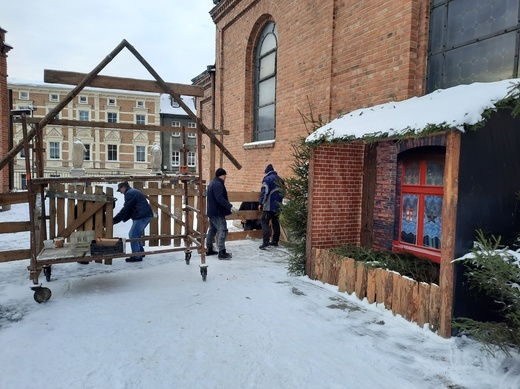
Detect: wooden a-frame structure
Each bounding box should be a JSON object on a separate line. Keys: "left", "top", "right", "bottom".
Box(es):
{"left": 1, "top": 40, "right": 243, "bottom": 295}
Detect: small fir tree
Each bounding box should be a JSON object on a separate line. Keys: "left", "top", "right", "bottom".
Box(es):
{"left": 279, "top": 107, "right": 324, "bottom": 275}
{"left": 453, "top": 230, "right": 520, "bottom": 357}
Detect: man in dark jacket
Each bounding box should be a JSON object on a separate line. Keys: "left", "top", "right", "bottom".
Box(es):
{"left": 259, "top": 164, "right": 284, "bottom": 249}
{"left": 206, "top": 168, "right": 236, "bottom": 259}
{"left": 113, "top": 181, "right": 154, "bottom": 262}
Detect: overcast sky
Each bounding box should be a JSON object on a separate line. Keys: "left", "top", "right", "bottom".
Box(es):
{"left": 2, "top": 1, "right": 216, "bottom": 85}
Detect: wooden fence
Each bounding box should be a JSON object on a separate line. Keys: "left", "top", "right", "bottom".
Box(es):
{"left": 0, "top": 184, "right": 264, "bottom": 263}
{"left": 312, "top": 248, "right": 441, "bottom": 333}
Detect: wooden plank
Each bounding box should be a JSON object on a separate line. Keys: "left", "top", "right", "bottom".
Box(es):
{"left": 366, "top": 267, "right": 377, "bottom": 304}
{"left": 417, "top": 282, "right": 431, "bottom": 328}
{"left": 383, "top": 270, "right": 393, "bottom": 310}
{"left": 409, "top": 280, "right": 419, "bottom": 323}
{"left": 0, "top": 192, "right": 29, "bottom": 206}
{"left": 345, "top": 258, "right": 356, "bottom": 294}
{"left": 0, "top": 249, "right": 31, "bottom": 262}
{"left": 186, "top": 187, "right": 195, "bottom": 246}
{"left": 391, "top": 273, "right": 402, "bottom": 316}
{"left": 375, "top": 268, "right": 385, "bottom": 305}
{"left": 49, "top": 183, "right": 57, "bottom": 239}
{"left": 439, "top": 130, "right": 460, "bottom": 338}
{"left": 67, "top": 184, "right": 76, "bottom": 239}
{"left": 104, "top": 186, "right": 114, "bottom": 265}
{"left": 76, "top": 185, "right": 85, "bottom": 231}
{"left": 84, "top": 185, "right": 94, "bottom": 230}
{"left": 44, "top": 69, "right": 205, "bottom": 97}
{"left": 93, "top": 186, "right": 105, "bottom": 264}
{"left": 428, "top": 283, "right": 441, "bottom": 333}
{"left": 160, "top": 183, "right": 172, "bottom": 246}
{"left": 337, "top": 258, "right": 349, "bottom": 293}
{"left": 226, "top": 230, "right": 263, "bottom": 241}
{"left": 0, "top": 221, "right": 31, "bottom": 233}
{"left": 56, "top": 184, "right": 66, "bottom": 239}
{"left": 146, "top": 182, "right": 159, "bottom": 246}
{"left": 173, "top": 183, "right": 183, "bottom": 247}
{"left": 354, "top": 262, "right": 367, "bottom": 300}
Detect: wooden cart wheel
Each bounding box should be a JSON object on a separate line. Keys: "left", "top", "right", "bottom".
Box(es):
{"left": 33, "top": 287, "right": 52, "bottom": 303}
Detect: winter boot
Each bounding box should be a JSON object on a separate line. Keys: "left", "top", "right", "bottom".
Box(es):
{"left": 259, "top": 242, "right": 269, "bottom": 250}
{"left": 206, "top": 248, "right": 218, "bottom": 256}
{"left": 218, "top": 249, "right": 232, "bottom": 260}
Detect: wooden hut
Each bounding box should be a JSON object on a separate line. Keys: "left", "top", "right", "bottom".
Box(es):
{"left": 306, "top": 79, "right": 520, "bottom": 337}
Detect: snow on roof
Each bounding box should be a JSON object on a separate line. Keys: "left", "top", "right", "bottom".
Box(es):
{"left": 306, "top": 78, "right": 520, "bottom": 144}
{"left": 160, "top": 94, "right": 196, "bottom": 115}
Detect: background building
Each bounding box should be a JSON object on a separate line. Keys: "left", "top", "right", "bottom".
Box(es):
{"left": 159, "top": 94, "right": 198, "bottom": 174}
{"left": 8, "top": 82, "right": 160, "bottom": 189}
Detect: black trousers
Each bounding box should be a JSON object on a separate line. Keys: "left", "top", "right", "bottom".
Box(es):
{"left": 261, "top": 211, "right": 280, "bottom": 244}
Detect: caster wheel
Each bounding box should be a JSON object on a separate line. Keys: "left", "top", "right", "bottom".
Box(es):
{"left": 33, "top": 287, "right": 52, "bottom": 303}
{"left": 185, "top": 250, "right": 192, "bottom": 265}
{"left": 200, "top": 266, "right": 208, "bottom": 282}
{"left": 43, "top": 266, "right": 51, "bottom": 282}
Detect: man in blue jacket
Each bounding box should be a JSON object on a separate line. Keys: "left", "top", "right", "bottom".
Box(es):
{"left": 113, "top": 181, "right": 153, "bottom": 262}
{"left": 259, "top": 164, "right": 284, "bottom": 250}
{"left": 206, "top": 168, "right": 236, "bottom": 259}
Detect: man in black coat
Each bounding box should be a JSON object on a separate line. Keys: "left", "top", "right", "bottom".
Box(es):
{"left": 206, "top": 168, "right": 237, "bottom": 259}
{"left": 113, "top": 181, "right": 153, "bottom": 262}
{"left": 259, "top": 164, "right": 284, "bottom": 249}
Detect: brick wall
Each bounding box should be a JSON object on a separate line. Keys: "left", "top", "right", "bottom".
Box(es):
{"left": 209, "top": 0, "right": 429, "bottom": 192}
{"left": 308, "top": 142, "right": 365, "bottom": 249}
{"left": 372, "top": 141, "right": 398, "bottom": 251}
{"left": 0, "top": 28, "right": 12, "bottom": 193}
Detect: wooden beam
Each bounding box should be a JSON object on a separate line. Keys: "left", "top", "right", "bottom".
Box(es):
{"left": 0, "top": 221, "right": 31, "bottom": 233}
{"left": 18, "top": 117, "right": 229, "bottom": 135}
{"left": 123, "top": 41, "right": 242, "bottom": 170}
{"left": 44, "top": 70, "right": 204, "bottom": 97}
{"left": 439, "top": 130, "right": 461, "bottom": 338}
{"left": 0, "top": 40, "right": 128, "bottom": 172}
{"left": 0, "top": 249, "right": 31, "bottom": 262}
{"left": 0, "top": 192, "right": 29, "bottom": 206}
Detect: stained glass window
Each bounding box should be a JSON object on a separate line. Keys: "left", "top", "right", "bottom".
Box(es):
{"left": 396, "top": 155, "right": 445, "bottom": 262}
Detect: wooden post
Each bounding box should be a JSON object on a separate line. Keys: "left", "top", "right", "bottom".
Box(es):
{"left": 438, "top": 131, "right": 461, "bottom": 337}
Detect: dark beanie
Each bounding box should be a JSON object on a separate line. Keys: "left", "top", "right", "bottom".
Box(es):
{"left": 215, "top": 168, "right": 227, "bottom": 177}
{"left": 264, "top": 164, "right": 274, "bottom": 174}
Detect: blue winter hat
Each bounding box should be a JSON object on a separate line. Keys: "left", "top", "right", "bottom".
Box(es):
{"left": 264, "top": 164, "right": 274, "bottom": 173}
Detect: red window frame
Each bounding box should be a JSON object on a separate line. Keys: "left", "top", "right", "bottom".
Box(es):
{"left": 393, "top": 155, "right": 444, "bottom": 263}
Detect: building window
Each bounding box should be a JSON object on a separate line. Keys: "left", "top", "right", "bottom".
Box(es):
{"left": 20, "top": 91, "right": 29, "bottom": 100}
{"left": 188, "top": 122, "right": 196, "bottom": 128}
{"left": 20, "top": 174, "right": 27, "bottom": 190}
{"left": 136, "top": 145, "right": 146, "bottom": 162}
{"left": 84, "top": 144, "right": 91, "bottom": 161}
{"left": 171, "top": 151, "right": 180, "bottom": 167}
{"left": 107, "top": 144, "right": 118, "bottom": 161}
{"left": 49, "top": 141, "right": 60, "bottom": 160}
{"left": 187, "top": 133, "right": 196, "bottom": 139}
{"left": 172, "top": 132, "right": 181, "bottom": 137}
{"left": 108, "top": 98, "right": 116, "bottom": 106}
{"left": 187, "top": 151, "right": 196, "bottom": 167}
{"left": 48, "top": 108, "right": 59, "bottom": 120}
{"left": 79, "top": 96, "right": 88, "bottom": 104}
{"left": 137, "top": 100, "right": 145, "bottom": 108}
{"left": 394, "top": 154, "right": 444, "bottom": 263}
{"left": 79, "top": 110, "right": 89, "bottom": 121}
{"left": 107, "top": 112, "right": 118, "bottom": 123}
{"left": 172, "top": 100, "right": 180, "bottom": 108}
{"left": 254, "top": 21, "right": 278, "bottom": 142}
{"left": 172, "top": 121, "right": 181, "bottom": 127}
{"left": 50, "top": 93, "right": 59, "bottom": 102}
{"left": 136, "top": 114, "right": 146, "bottom": 125}
{"left": 427, "top": 0, "right": 520, "bottom": 91}
{"left": 19, "top": 148, "right": 25, "bottom": 158}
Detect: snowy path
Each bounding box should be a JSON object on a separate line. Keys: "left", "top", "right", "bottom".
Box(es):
{"left": 0, "top": 237, "right": 519, "bottom": 388}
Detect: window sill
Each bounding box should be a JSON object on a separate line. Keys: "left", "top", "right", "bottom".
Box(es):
{"left": 243, "top": 140, "right": 275, "bottom": 150}
{"left": 392, "top": 242, "right": 441, "bottom": 264}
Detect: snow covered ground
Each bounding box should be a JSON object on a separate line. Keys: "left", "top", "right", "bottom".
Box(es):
{"left": 0, "top": 201, "right": 519, "bottom": 389}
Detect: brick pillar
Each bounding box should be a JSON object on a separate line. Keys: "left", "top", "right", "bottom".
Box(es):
{"left": 0, "top": 27, "right": 13, "bottom": 194}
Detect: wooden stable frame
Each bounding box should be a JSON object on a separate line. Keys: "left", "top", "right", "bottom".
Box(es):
{"left": 0, "top": 40, "right": 248, "bottom": 301}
